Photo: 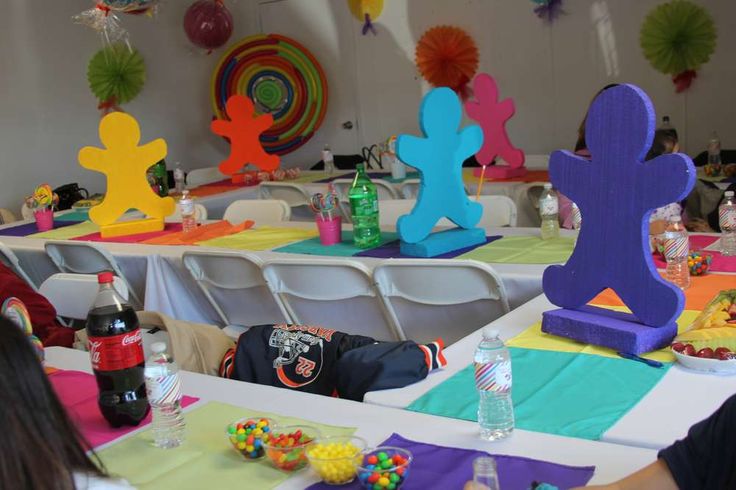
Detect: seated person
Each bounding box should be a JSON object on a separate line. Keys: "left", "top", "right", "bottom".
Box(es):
{"left": 0, "top": 262, "right": 73, "bottom": 347}
{"left": 0, "top": 315, "right": 133, "bottom": 489}
{"left": 220, "top": 323, "right": 446, "bottom": 401}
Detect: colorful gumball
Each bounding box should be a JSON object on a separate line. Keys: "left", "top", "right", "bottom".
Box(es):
{"left": 184, "top": 0, "right": 234, "bottom": 53}
{"left": 688, "top": 251, "right": 712, "bottom": 276}
{"left": 226, "top": 417, "right": 274, "bottom": 460}
{"left": 357, "top": 448, "right": 412, "bottom": 489}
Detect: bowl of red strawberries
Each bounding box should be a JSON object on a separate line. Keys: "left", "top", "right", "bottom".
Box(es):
{"left": 671, "top": 342, "right": 736, "bottom": 374}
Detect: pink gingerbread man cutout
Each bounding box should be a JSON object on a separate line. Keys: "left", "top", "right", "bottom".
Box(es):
{"left": 465, "top": 73, "right": 526, "bottom": 179}
{"left": 211, "top": 95, "right": 280, "bottom": 177}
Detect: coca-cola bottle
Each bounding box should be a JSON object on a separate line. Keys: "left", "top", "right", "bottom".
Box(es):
{"left": 86, "top": 272, "right": 149, "bottom": 427}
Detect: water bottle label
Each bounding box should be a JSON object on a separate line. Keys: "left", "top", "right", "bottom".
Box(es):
{"left": 146, "top": 372, "right": 182, "bottom": 405}
{"left": 719, "top": 207, "right": 736, "bottom": 230}
{"left": 475, "top": 361, "right": 512, "bottom": 393}
{"left": 179, "top": 200, "right": 194, "bottom": 215}
{"left": 540, "top": 198, "right": 558, "bottom": 216}
{"left": 663, "top": 236, "right": 688, "bottom": 260}
{"left": 88, "top": 329, "right": 144, "bottom": 371}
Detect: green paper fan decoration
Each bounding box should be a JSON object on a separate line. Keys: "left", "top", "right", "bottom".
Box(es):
{"left": 87, "top": 44, "right": 146, "bottom": 107}
{"left": 640, "top": 0, "right": 716, "bottom": 92}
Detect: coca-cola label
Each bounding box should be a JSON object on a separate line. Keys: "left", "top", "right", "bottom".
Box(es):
{"left": 88, "top": 329, "right": 144, "bottom": 371}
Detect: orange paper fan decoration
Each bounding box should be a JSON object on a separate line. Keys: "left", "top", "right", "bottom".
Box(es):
{"left": 415, "top": 25, "right": 479, "bottom": 96}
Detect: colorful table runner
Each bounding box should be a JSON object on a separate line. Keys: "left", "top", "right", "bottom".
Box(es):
{"left": 0, "top": 219, "right": 85, "bottom": 237}
{"left": 462, "top": 168, "right": 549, "bottom": 184}
{"left": 72, "top": 223, "right": 184, "bottom": 243}
{"left": 48, "top": 369, "right": 199, "bottom": 449}
{"left": 28, "top": 221, "right": 101, "bottom": 240}
{"left": 307, "top": 433, "right": 594, "bottom": 490}
{"left": 97, "top": 401, "right": 355, "bottom": 490}
{"left": 458, "top": 236, "right": 575, "bottom": 264}
{"left": 407, "top": 347, "right": 670, "bottom": 441}
{"left": 315, "top": 171, "right": 421, "bottom": 184}
{"left": 356, "top": 235, "right": 502, "bottom": 259}
{"left": 652, "top": 235, "right": 736, "bottom": 273}
{"left": 275, "top": 231, "right": 400, "bottom": 257}
{"left": 198, "top": 225, "right": 319, "bottom": 251}
{"left": 57, "top": 211, "right": 92, "bottom": 222}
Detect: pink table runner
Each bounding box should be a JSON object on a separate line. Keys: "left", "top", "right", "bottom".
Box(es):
{"left": 49, "top": 369, "right": 199, "bottom": 449}
{"left": 653, "top": 235, "right": 736, "bottom": 273}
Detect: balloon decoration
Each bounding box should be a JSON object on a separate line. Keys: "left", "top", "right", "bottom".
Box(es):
{"left": 211, "top": 34, "right": 329, "bottom": 156}
{"left": 640, "top": 0, "right": 716, "bottom": 93}
{"left": 415, "top": 26, "right": 479, "bottom": 98}
{"left": 347, "top": 0, "right": 384, "bottom": 35}
{"left": 88, "top": 44, "right": 146, "bottom": 113}
{"left": 532, "top": 0, "right": 564, "bottom": 22}
{"left": 184, "top": 0, "right": 234, "bottom": 53}
{"left": 73, "top": 1, "right": 160, "bottom": 45}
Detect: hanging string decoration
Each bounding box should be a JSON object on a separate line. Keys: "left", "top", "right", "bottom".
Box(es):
{"left": 531, "top": 0, "right": 564, "bottom": 22}
{"left": 640, "top": 0, "right": 716, "bottom": 93}
{"left": 211, "top": 34, "right": 329, "bottom": 156}
{"left": 184, "top": 0, "right": 234, "bottom": 53}
{"left": 87, "top": 44, "right": 146, "bottom": 113}
{"left": 415, "top": 26, "right": 479, "bottom": 98}
{"left": 347, "top": 0, "right": 384, "bottom": 35}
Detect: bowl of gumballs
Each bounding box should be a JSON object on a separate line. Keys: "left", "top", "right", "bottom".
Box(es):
{"left": 688, "top": 252, "right": 712, "bottom": 276}
{"left": 356, "top": 447, "right": 412, "bottom": 490}
{"left": 306, "top": 435, "right": 367, "bottom": 485}
{"left": 226, "top": 417, "right": 274, "bottom": 461}
{"left": 263, "top": 425, "right": 320, "bottom": 472}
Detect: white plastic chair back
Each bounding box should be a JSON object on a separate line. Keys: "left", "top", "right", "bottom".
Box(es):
{"left": 259, "top": 182, "right": 311, "bottom": 208}
{"left": 477, "top": 195, "right": 518, "bottom": 227}
{"left": 44, "top": 241, "right": 142, "bottom": 309}
{"left": 39, "top": 273, "right": 129, "bottom": 320}
{"left": 223, "top": 199, "right": 291, "bottom": 224}
{"left": 186, "top": 166, "right": 226, "bottom": 187}
{"left": 0, "top": 208, "right": 17, "bottom": 224}
{"left": 373, "top": 259, "right": 510, "bottom": 346}
{"left": 262, "top": 259, "right": 402, "bottom": 341}
{"left": 182, "top": 251, "right": 286, "bottom": 337}
{"left": 332, "top": 178, "right": 399, "bottom": 201}
{"left": 398, "top": 179, "right": 421, "bottom": 199}
{"left": 512, "top": 182, "right": 547, "bottom": 227}
{"left": 167, "top": 203, "right": 208, "bottom": 222}
{"left": 0, "top": 242, "right": 38, "bottom": 290}
{"left": 21, "top": 203, "right": 34, "bottom": 220}
{"left": 378, "top": 199, "right": 453, "bottom": 228}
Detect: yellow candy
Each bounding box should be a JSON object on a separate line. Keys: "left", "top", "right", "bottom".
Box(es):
{"left": 245, "top": 445, "right": 254, "bottom": 452}
{"left": 378, "top": 477, "right": 390, "bottom": 486}
{"left": 254, "top": 428, "right": 263, "bottom": 436}
{"left": 237, "top": 442, "right": 246, "bottom": 450}
{"left": 237, "top": 428, "right": 245, "bottom": 435}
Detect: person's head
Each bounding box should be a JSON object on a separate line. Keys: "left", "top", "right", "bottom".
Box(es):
{"left": 574, "top": 83, "right": 619, "bottom": 152}
{"left": 0, "top": 316, "right": 106, "bottom": 489}
{"left": 646, "top": 129, "right": 680, "bottom": 161}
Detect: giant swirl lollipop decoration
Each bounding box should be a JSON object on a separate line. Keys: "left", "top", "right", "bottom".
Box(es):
{"left": 211, "top": 34, "right": 329, "bottom": 156}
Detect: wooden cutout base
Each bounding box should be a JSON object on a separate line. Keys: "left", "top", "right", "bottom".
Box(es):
{"left": 473, "top": 166, "right": 528, "bottom": 179}
{"left": 541, "top": 305, "right": 677, "bottom": 355}
{"left": 101, "top": 217, "right": 164, "bottom": 238}
{"left": 400, "top": 227, "right": 485, "bottom": 258}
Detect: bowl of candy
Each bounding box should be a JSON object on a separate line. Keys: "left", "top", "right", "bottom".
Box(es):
{"left": 688, "top": 251, "right": 712, "bottom": 276}
{"left": 356, "top": 447, "right": 412, "bottom": 490}
{"left": 225, "top": 417, "right": 275, "bottom": 461}
{"left": 307, "top": 435, "right": 367, "bottom": 485}
{"left": 263, "top": 425, "right": 320, "bottom": 472}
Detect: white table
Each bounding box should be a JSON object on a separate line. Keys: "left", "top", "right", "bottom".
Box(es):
{"left": 365, "top": 294, "right": 736, "bottom": 450}
{"left": 46, "top": 347, "right": 657, "bottom": 487}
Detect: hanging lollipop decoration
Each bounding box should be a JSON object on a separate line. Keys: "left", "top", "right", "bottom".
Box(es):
{"left": 184, "top": 0, "right": 234, "bottom": 54}
{"left": 74, "top": 1, "right": 160, "bottom": 45}
{"left": 415, "top": 26, "right": 479, "bottom": 98}
{"left": 531, "top": 0, "right": 564, "bottom": 23}
{"left": 347, "top": 0, "right": 384, "bottom": 35}
{"left": 211, "top": 34, "right": 329, "bottom": 156}
{"left": 87, "top": 44, "right": 146, "bottom": 114}
{"left": 640, "top": 0, "right": 716, "bottom": 93}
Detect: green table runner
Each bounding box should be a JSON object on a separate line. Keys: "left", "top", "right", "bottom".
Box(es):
{"left": 458, "top": 236, "right": 574, "bottom": 264}
{"left": 274, "top": 231, "right": 399, "bottom": 257}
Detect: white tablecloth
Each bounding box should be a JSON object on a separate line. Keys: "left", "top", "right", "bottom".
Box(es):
{"left": 46, "top": 347, "right": 656, "bottom": 486}
{"left": 364, "top": 295, "right": 736, "bottom": 450}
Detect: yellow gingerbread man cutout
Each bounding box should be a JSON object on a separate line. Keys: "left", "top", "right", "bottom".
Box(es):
{"left": 79, "top": 112, "right": 175, "bottom": 227}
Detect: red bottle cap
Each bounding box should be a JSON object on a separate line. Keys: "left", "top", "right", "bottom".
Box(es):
{"left": 97, "top": 271, "right": 114, "bottom": 284}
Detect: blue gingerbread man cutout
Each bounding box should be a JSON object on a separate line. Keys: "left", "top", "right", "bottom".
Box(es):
{"left": 543, "top": 84, "right": 695, "bottom": 327}
{"left": 396, "top": 87, "right": 483, "bottom": 244}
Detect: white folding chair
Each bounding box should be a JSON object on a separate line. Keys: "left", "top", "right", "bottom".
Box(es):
{"left": 44, "top": 241, "right": 143, "bottom": 309}
{"left": 512, "top": 182, "right": 547, "bottom": 227}
{"left": 39, "top": 273, "right": 129, "bottom": 320}
{"left": 262, "top": 259, "right": 402, "bottom": 341}
{"left": 377, "top": 199, "right": 454, "bottom": 228}
{"left": 186, "top": 166, "right": 226, "bottom": 187}
{"left": 0, "top": 242, "right": 39, "bottom": 290}
{"left": 167, "top": 203, "right": 208, "bottom": 222}
{"left": 259, "top": 182, "right": 312, "bottom": 208}
{"left": 182, "top": 250, "right": 286, "bottom": 338}
{"left": 373, "top": 259, "right": 510, "bottom": 346}
{"left": 223, "top": 199, "right": 291, "bottom": 224}
{"left": 398, "top": 179, "right": 421, "bottom": 199}
{"left": 0, "top": 208, "right": 17, "bottom": 224}
{"left": 477, "top": 195, "right": 518, "bottom": 227}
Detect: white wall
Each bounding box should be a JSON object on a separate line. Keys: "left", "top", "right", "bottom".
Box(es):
{"left": 1, "top": 0, "right": 734, "bottom": 214}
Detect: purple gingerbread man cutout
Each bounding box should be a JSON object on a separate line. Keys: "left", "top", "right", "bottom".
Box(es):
{"left": 543, "top": 84, "right": 695, "bottom": 328}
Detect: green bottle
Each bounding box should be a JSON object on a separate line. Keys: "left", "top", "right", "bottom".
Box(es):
{"left": 152, "top": 160, "right": 169, "bottom": 197}
{"left": 348, "top": 163, "right": 381, "bottom": 248}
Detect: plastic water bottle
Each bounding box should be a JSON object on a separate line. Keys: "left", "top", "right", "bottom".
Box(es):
{"left": 179, "top": 190, "right": 197, "bottom": 233}
{"left": 474, "top": 328, "right": 514, "bottom": 441}
{"left": 174, "top": 162, "right": 185, "bottom": 194}
{"left": 663, "top": 217, "right": 690, "bottom": 290}
{"left": 472, "top": 457, "right": 500, "bottom": 490}
{"left": 539, "top": 183, "right": 560, "bottom": 240}
{"left": 322, "top": 145, "right": 336, "bottom": 175}
{"left": 348, "top": 163, "right": 381, "bottom": 248}
{"left": 708, "top": 131, "right": 722, "bottom": 165}
{"left": 719, "top": 191, "right": 736, "bottom": 256}
{"left": 144, "top": 342, "right": 185, "bottom": 448}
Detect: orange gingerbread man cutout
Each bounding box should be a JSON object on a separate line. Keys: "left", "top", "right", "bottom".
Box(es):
{"left": 211, "top": 95, "right": 280, "bottom": 176}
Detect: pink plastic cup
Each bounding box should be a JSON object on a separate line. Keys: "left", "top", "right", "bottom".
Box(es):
{"left": 34, "top": 208, "right": 54, "bottom": 232}
{"left": 316, "top": 215, "right": 342, "bottom": 246}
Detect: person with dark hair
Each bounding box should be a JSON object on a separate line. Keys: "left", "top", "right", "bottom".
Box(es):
{"left": 0, "top": 316, "right": 133, "bottom": 489}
